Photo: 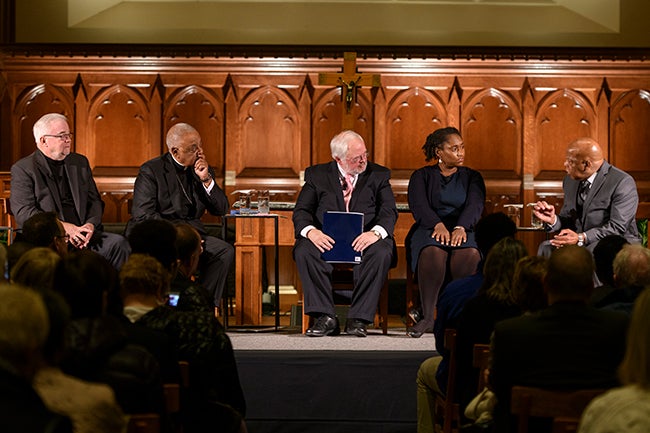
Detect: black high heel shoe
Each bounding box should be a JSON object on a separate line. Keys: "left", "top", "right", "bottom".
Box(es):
{"left": 406, "top": 320, "right": 433, "bottom": 338}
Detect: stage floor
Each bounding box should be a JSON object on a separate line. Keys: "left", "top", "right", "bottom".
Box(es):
{"left": 230, "top": 326, "right": 436, "bottom": 433}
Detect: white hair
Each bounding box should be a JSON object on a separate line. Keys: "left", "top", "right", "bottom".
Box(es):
{"left": 330, "top": 130, "right": 364, "bottom": 160}
{"left": 33, "top": 113, "right": 69, "bottom": 143}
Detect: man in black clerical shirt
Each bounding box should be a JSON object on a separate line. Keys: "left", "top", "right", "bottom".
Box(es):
{"left": 126, "top": 123, "right": 233, "bottom": 308}
{"left": 10, "top": 113, "right": 130, "bottom": 269}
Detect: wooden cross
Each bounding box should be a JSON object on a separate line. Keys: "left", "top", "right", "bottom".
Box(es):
{"left": 319, "top": 52, "right": 381, "bottom": 130}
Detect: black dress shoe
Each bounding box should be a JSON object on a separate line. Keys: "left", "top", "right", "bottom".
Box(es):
{"left": 306, "top": 315, "right": 340, "bottom": 337}
{"left": 345, "top": 318, "right": 368, "bottom": 337}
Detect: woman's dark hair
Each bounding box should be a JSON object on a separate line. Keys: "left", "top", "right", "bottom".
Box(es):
{"left": 422, "top": 127, "right": 461, "bottom": 162}
{"left": 53, "top": 249, "right": 117, "bottom": 319}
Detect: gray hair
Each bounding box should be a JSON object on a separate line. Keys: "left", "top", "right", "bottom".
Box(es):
{"left": 330, "top": 130, "right": 364, "bottom": 160}
{"left": 166, "top": 123, "right": 199, "bottom": 150}
{"left": 613, "top": 244, "right": 650, "bottom": 287}
{"left": 33, "top": 113, "right": 69, "bottom": 143}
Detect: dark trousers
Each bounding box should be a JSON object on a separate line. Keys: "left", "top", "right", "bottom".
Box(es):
{"left": 294, "top": 237, "right": 393, "bottom": 323}
{"left": 200, "top": 235, "right": 235, "bottom": 307}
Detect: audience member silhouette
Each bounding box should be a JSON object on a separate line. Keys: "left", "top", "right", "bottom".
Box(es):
{"left": 33, "top": 288, "right": 126, "bottom": 433}
{"left": 120, "top": 253, "right": 247, "bottom": 433}
{"left": 512, "top": 256, "right": 548, "bottom": 314}
{"left": 591, "top": 234, "right": 629, "bottom": 306}
{"left": 417, "top": 236, "right": 526, "bottom": 433}
{"left": 491, "top": 245, "right": 629, "bottom": 433}
{"left": 598, "top": 244, "right": 650, "bottom": 314}
{"left": 0, "top": 283, "right": 73, "bottom": 433}
{"left": 10, "top": 247, "right": 61, "bottom": 290}
{"left": 53, "top": 250, "right": 165, "bottom": 416}
{"left": 19, "top": 211, "right": 69, "bottom": 256}
{"left": 578, "top": 286, "right": 650, "bottom": 433}
{"left": 173, "top": 223, "right": 214, "bottom": 313}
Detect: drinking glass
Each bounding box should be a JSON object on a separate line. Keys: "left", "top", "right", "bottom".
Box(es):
{"left": 258, "top": 190, "right": 270, "bottom": 214}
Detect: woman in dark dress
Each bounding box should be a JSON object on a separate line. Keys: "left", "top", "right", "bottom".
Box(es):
{"left": 407, "top": 127, "right": 486, "bottom": 337}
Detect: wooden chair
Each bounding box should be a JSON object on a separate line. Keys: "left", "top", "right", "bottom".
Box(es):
{"left": 510, "top": 386, "right": 606, "bottom": 433}
{"left": 433, "top": 328, "right": 461, "bottom": 433}
{"left": 301, "top": 263, "right": 389, "bottom": 334}
{"left": 127, "top": 414, "right": 160, "bottom": 433}
{"left": 472, "top": 343, "right": 491, "bottom": 392}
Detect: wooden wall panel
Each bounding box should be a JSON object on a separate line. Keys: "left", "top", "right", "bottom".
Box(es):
{"left": 535, "top": 89, "right": 596, "bottom": 177}
{"left": 85, "top": 85, "right": 151, "bottom": 169}
{"left": 13, "top": 84, "right": 73, "bottom": 161}
{"left": 164, "top": 85, "right": 225, "bottom": 175}
{"left": 610, "top": 90, "right": 650, "bottom": 177}
{"left": 384, "top": 88, "right": 446, "bottom": 175}
{"left": 462, "top": 88, "right": 521, "bottom": 177}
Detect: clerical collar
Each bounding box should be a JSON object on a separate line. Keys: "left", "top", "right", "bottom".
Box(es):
{"left": 169, "top": 153, "right": 188, "bottom": 171}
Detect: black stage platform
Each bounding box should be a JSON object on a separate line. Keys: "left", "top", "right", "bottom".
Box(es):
{"left": 232, "top": 332, "right": 434, "bottom": 433}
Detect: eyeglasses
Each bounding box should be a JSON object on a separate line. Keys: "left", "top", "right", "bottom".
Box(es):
{"left": 347, "top": 152, "right": 369, "bottom": 164}
{"left": 44, "top": 132, "right": 74, "bottom": 141}
{"left": 55, "top": 234, "right": 70, "bottom": 243}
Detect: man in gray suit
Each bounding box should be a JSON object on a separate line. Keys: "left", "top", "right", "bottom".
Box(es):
{"left": 10, "top": 113, "right": 130, "bottom": 269}
{"left": 533, "top": 137, "right": 641, "bottom": 256}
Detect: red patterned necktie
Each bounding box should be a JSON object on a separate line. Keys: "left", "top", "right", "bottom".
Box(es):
{"left": 343, "top": 173, "right": 355, "bottom": 212}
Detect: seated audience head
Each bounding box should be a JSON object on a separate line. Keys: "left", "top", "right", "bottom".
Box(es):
{"left": 127, "top": 219, "right": 178, "bottom": 272}
{"left": 545, "top": 245, "right": 594, "bottom": 303}
{"left": 21, "top": 211, "right": 69, "bottom": 257}
{"left": 613, "top": 244, "right": 650, "bottom": 289}
{"left": 0, "top": 283, "right": 49, "bottom": 378}
{"left": 119, "top": 253, "right": 169, "bottom": 304}
{"left": 6, "top": 241, "right": 35, "bottom": 276}
{"left": 512, "top": 256, "right": 548, "bottom": 313}
{"left": 480, "top": 237, "right": 528, "bottom": 305}
{"left": 619, "top": 287, "right": 650, "bottom": 387}
{"left": 52, "top": 250, "right": 117, "bottom": 319}
{"left": 593, "top": 234, "right": 629, "bottom": 287}
{"left": 10, "top": 247, "right": 61, "bottom": 291}
{"left": 474, "top": 211, "right": 517, "bottom": 258}
{"left": 175, "top": 223, "right": 203, "bottom": 276}
{"left": 422, "top": 127, "right": 461, "bottom": 162}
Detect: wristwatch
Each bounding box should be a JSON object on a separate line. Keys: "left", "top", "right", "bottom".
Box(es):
{"left": 371, "top": 229, "right": 382, "bottom": 239}
{"left": 577, "top": 233, "right": 585, "bottom": 247}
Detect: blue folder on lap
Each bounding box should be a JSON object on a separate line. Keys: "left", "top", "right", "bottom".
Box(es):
{"left": 321, "top": 211, "right": 364, "bottom": 264}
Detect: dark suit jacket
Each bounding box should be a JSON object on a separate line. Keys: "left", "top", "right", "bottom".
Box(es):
{"left": 556, "top": 161, "right": 640, "bottom": 244}
{"left": 127, "top": 153, "right": 230, "bottom": 236}
{"left": 10, "top": 150, "right": 104, "bottom": 229}
{"left": 490, "top": 301, "right": 628, "bottom": 432}
{"left": 292, "top": 161, "right": 398, "bottom": 238}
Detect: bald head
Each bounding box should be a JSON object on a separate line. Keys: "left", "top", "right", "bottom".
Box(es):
{"left": 564, "top": 137, "right": 604, "bottom": 180}
{"left": 545, "top": 245, "right": 594, "bottom": 302}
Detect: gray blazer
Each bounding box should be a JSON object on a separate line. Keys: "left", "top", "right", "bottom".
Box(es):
{"left": 557, "top": 160, "right": 640, "bottom": 245}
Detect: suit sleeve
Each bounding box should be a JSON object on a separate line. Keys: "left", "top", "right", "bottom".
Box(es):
{"left": 200, "top": 168, "right": 230, "bottom": 216}
{"left": 373, "top": 169, "right": 398, "bottom": 235}
{"left": 130, "top": 164, "right": 163, "bottom": 222}
{"left": 292, "top": 166, "right": 319, "bottom": 237}
{"left": 9, "top": 160, "right": 40, "bottom": 228}
{"left": 584, "top": 174, "right": 639, "bottom": 243}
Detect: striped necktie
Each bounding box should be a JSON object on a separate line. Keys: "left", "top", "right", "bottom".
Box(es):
{"left": 342, "top": 173, "right": 355, "bottom": 212}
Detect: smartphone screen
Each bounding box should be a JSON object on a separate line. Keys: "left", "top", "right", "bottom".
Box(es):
{"left": 168, "top": 292, "right": 179, "bottom": 307}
